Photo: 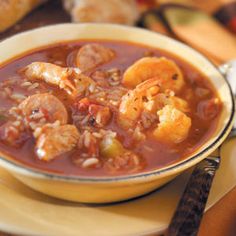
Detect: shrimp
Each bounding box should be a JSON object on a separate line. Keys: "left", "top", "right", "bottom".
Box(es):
{"left": 169, "top": 96, "right": 190, "bottom": 113}
{"left": 35, "top": 124, "right": 80, "bottom": 161}
{"left": 144, "top": 93, "right": 190, "bottom": 113}
{"left": 19, "top": 93, "right": 68, "bottom": 129}
{"left": 118, "top": 78, "right": 160, "bottom": 129}
{"left": 153, "top": 105, "right": 191, "bottom": 144}
{"left": 23, "top": 62, "right": 79, "bottom": 95}
{"left": 76, "top": 43, "right": 115, "bottom": 71}
{"left": 23, "top": 62, "right": 96, "bottom": 97}
{"left": 122, "top": 57, "right": 185, "bottom": 93}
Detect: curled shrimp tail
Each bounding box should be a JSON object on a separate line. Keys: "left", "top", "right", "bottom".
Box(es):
{"left": 122, "top": 57, "right": 185, "bottom": 93}
{"left": 23, "top": 62, "right": 82, "bottom": 97}
{"left": 118, "top": 78, "right": 161, "bottom": 129}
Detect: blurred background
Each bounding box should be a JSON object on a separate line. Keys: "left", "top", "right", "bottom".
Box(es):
{"left": 0, "top": 0, "right": 236, "bottom": 65}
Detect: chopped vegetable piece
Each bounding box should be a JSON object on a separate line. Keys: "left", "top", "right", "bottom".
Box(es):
{"left": 100, "top": 137, "right": 124, "bottom": 159}
{"left": 0, "top": 114, "right": 7, "bottom": 120}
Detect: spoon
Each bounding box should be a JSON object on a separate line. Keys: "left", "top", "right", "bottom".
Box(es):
{"left": 166, "top": 60, "right": 236, "bottom": 236}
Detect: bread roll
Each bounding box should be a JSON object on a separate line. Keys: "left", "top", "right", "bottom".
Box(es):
{"left": 63, "top": 0, "right": 139, "bottom": 25}
{"left": 0, "top": 0, "right": 47, "bottom": 33}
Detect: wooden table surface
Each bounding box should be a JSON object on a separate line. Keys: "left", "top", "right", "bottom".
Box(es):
{"left": 0, "top": 1, "right": 236, "bottom": 236}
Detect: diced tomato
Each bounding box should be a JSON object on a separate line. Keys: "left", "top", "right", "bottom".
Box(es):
{"left": 88, "top": 104, "right": 100, "bottom": 115}
{"left": 88, "top": 136, "right": 99, "bottom": 157}
{"left": 89, "top": 104, "right": 111, "bottom": 126}
{"left": 75, "top": 98, "right": 90, "bottom": 112}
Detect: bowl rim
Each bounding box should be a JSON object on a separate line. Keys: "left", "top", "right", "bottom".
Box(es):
{"left": 0, "top": 23, "right": 234, "bottom": 183}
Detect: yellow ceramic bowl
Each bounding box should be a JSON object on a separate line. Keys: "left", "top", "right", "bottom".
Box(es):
{"left": 0, "top": 24, "right": 234, "bottom": 203}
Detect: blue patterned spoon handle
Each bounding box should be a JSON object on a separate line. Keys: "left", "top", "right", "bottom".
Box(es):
{"left": 166, "top": 156, "right": 220, "bottom": 236}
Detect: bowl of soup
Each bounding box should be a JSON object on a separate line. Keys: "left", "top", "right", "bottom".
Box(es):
{"left": 0, "top": 24, "right": 234, "bottom": 203}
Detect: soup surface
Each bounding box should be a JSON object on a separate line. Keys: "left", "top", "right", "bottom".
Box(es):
{"left": 0, "top": 40, "right": 221, "bottom": 176}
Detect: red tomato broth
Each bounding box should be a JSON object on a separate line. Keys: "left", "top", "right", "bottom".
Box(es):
{"left": 0, "top": 40, "right": 221, "bottom": 176}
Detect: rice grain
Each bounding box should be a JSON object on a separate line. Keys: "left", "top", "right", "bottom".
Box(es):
{"left": 84, "top": 131, "right": 91, "bottom": 148}
{"left": 21, "top": 81, "right": 32, "bottom": 87}
{"left": 27, "top": 83, "right": 39, "bottom": 91}
{"left": 82, "top": 158, "right": 99, "bottom": 168}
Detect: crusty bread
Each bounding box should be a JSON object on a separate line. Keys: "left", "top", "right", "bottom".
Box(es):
{"left": 63, "top": 0, "right": 139, "bottom": 25}
{"left": 0, "top": 0, "right": 47, "bottom": 33}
